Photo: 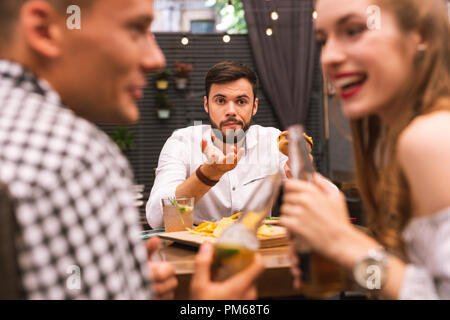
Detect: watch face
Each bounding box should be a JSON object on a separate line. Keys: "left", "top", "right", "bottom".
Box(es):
{"left": 354, "top": 258, "right": 384, "bottom": 290}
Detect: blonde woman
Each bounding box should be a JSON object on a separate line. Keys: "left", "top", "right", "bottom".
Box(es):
{"left": 280, "top": 0, "right": 450, "bottom": 299}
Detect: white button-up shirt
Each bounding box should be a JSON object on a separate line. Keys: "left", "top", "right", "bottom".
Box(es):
{"left": 146, "top": 124, "right": 288, "bottom": 228}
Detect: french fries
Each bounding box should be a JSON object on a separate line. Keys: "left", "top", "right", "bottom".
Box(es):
{"left": 187, "top": 212, "right": 276, "bottom": 238}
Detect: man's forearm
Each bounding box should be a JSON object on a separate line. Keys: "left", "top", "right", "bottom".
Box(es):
{"left": 175, "top": 164, "right": 224, "bottom": 204}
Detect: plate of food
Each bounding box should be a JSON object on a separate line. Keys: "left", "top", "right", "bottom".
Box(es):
{"left": 158, "top": 213, "right": 288, "bottom": 249}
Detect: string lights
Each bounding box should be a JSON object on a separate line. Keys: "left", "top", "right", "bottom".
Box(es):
{"left": 223, "top": 33, "right": 231, "bottom": 43}
{"left": 181, "top": 36, "right": 189, "bottom": 45}
{"left": 270, "top": 11, "right": 279, "bottom": 21}
{"left": 268, "top": 1, "right": 278, "bottom": 36}
{"left": 175, "top": 1, "right": 320, "bottom": 44}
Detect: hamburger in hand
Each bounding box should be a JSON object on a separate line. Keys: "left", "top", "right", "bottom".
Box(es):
{"left": 277, "top": 131, "right": 314, "bottom": 156}
{"left": 277, "top": 131, "right": 289, "bottom": 156}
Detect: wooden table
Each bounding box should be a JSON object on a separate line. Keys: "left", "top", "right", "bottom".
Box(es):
{"left": 153, "top": 240, "right": 303, "bottom": 299}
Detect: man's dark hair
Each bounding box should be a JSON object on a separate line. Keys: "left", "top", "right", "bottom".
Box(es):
{"left": 205, "top": 61, "right": 259, "bottom": 101}
{"left": 0, "top": 0, "right": 27, "bottom": 46}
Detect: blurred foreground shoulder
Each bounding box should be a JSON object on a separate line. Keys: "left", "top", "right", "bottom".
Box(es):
{"left": 398, "top": 107, "right": 450, "bottom": 216}
{"left": 398, "top": 108, "right": 450, "bottom": 157}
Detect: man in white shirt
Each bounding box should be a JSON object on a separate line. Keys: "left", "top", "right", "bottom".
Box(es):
{"left": 147, "top": 61, "right": 289, "bottom": 228}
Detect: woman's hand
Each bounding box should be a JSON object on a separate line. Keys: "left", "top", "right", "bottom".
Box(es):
{"left": 279, "top": 174, "right": 352, "bottom": 261}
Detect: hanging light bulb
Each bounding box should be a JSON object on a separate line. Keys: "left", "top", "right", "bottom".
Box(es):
{"left": 312, "top": 10, "right": 318, "bottom": 20}
{"left": 181, "top": 36, "right": 189, "bottom": 45}
{"left": 266, "top": 27, "right": 273, "bottom": 36}
{"left": 270, "top": 11, "right": 279, "bottom": 21}
{"left": 223, "top": 33, "right": 231, "bottom": 43}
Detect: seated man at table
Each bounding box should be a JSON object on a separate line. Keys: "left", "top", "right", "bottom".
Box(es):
{"left": 0, "top": 0, "right": 263, "bottom": 300}
{"left": 147, "top": 61, "right": 289, "bottom": 228}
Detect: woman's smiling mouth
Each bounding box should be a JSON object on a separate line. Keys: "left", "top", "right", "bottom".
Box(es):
{"left": 332, "top": 72, "right": 368, "bottom": 99}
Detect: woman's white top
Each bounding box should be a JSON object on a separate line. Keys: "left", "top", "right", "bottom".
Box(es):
{"left": 399, "top": 207, "right": 450, "bottom": 299}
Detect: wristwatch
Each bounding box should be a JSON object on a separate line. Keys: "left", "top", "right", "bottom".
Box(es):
{"left": 353, "top": 247, "right": 391, "bottom": 291}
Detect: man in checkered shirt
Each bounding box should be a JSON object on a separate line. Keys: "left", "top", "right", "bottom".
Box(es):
{"left": 0, "top": 0, "right": 264, "bottom": 300}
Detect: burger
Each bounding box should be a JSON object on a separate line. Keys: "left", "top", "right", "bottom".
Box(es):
{"left": 277, "top": 131, "right": 314, "bottom": 156}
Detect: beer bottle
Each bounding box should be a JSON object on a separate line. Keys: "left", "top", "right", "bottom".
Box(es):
{"left": 287, "top": 124, "right": 347, "bottom": 298}
{"left": 211, "top": 173, "right": 283, "bottom": 281}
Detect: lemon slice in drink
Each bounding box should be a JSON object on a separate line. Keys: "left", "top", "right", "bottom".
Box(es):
{"left": 177, "top": 205, "right": 193, "bottom": 214}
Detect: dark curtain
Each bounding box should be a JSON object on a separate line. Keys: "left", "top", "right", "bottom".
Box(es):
{"left": 242, "top": 0, "right": 317, "bottom": 128}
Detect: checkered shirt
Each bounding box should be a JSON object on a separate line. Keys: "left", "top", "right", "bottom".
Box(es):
{"left": 0, "top": 59, "right": 152, "bottom": 299}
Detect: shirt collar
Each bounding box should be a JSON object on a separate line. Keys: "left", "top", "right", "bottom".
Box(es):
{"left": 245, "top": 125, "right": 258, "bottom": 149}
{"left": 0, "top": 59, "right": 61, "bottom": 105}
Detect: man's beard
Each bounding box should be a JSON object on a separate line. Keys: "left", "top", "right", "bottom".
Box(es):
{"left": 210, "top": 114, "right": 253, "bottom": 144}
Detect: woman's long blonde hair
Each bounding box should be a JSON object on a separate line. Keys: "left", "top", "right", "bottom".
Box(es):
{"left": 350, "top": 0, "right": 450, "bottom": 256}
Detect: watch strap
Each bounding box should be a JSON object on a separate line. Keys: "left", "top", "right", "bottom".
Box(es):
{"left": 196, "top": 166, "right": 219, "bottom": 187}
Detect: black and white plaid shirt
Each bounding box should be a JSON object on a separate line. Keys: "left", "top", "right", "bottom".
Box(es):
{"left": 0, "top": 59, "right": 152, "bottom": 299}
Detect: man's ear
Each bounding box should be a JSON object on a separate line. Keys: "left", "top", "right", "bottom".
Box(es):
{"left": 204, "top": 96, "right": 209, "bottom": 114}
{"left": 252, "top": 97, "right": 259, "bottom": 116}
{"left": 21, "top": 0, "right": 65, "bottom": 59}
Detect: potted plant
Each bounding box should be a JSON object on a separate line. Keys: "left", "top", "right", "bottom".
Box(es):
{"left": 111, "top": 126, "right": 135, "bottom": 153}
{"left": 173, "top": 62, "right": 193, "bottom": 89}
{"left": 153, "top": 69, "right": 171, "bottom": 90}
{"left": 155, "top": 92, "right": 173, "bottom": 119}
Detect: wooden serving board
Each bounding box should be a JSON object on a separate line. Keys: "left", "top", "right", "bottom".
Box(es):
{"left": 159, "top": 226, "right": 288, "bottom": 249}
